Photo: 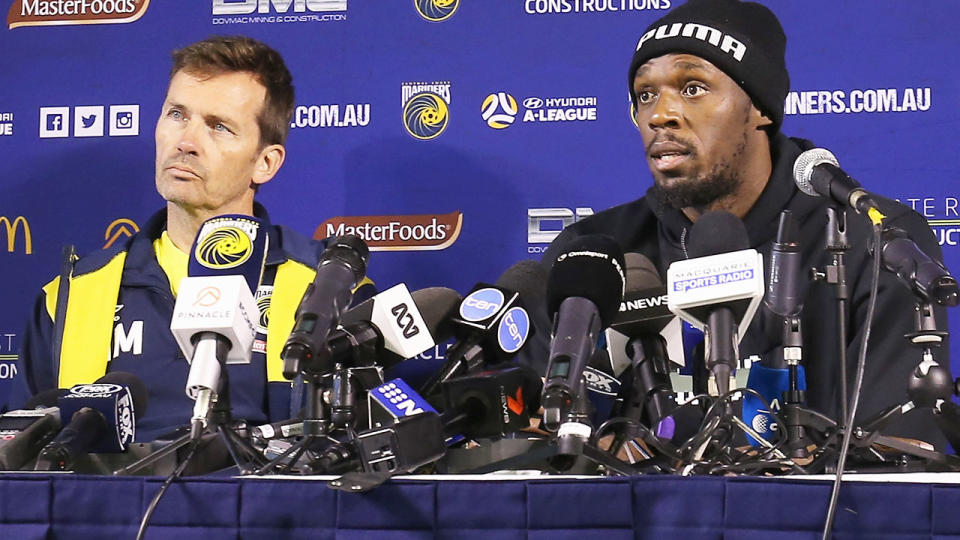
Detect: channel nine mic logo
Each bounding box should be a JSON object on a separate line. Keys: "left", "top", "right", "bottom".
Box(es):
{"left": 194, "top": 218, "right": 260, "bottom": 269}
{"left": 402, "top": 81, "right": 451, "bottom": 140}
{"left": 415, "top": 0, "right": 458, "bottom": 21}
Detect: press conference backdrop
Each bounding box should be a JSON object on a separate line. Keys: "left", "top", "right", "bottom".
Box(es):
{"left": 0, "top": 1, "right": 957, "bottom": 405}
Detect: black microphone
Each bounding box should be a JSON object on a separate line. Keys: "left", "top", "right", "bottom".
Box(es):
{"left": 0, "top": 389, "right": 64, "bottom": 470}
{"left": 793, "top": 147, "right": 882, "bottom": 218}
{"left": 439, "top": 363, "right": 543, "bottom": 439}
{"left": 323, "top": 286, "right": 462, "bottom": 373}
{"left": 35, "top": 372, "right": 148, "bottom": 471}
{"left": 874, "top": 226, "right": 958, "bottom": 306}
{"left": 541, "top": 235, "right": 626, "bottom": 432}
{"left": 281, "top": 235, "right": 369, "bottom": 379}
{"left": 420, "top": 260, "right": 545, "bottom": 398}
{"left": 667, "top": 211, "right": 764, "bottom": 396}
{"left": 610, "top": 253, "right": 679, "bottom": 432}
{"left": 765, "top": 210, "right": 807, "bottom": 319}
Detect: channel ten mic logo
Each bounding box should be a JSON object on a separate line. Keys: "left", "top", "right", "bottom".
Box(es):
{"left": 315, "top": 212, "right": 463, "bottom": 251}
{"left": 7, "top": 0, "right": 150, "bottom": 29}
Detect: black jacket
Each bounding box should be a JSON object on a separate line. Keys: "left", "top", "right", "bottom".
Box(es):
{"left": 530, "top": 133, "right": 950, "bottom": 449}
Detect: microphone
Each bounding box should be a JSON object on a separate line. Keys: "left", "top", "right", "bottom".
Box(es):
{"left": 35, "top": 372, "right": 148, "bottom": 471}
{"left": 874, "top": 226, "right": 958, "bottom": 306}
{"left": 793, "top": 147, "right": 882, "bottom": 220}
{"left": 541, "top": 234, "right": 625, "bottom": 432}
{"left": 439, "top": 363, "right": 543, "bottom": 439}
{"left": 744, "top": 210, "right": 808, "bottom": 444}
{"left": 281, "top": 234, "right": 370, "bottom": 379}
{"left": 666, "top": 211, "right": 764, "bottom": 396}
{"left": 322, "top": 285, "right": 461, "bottom": 374}
{"left": 0, "top": 389, "right": 63, "bottom": 470}
{"left": 419, "top": 260, "right": 544, "bottom": 397}
{"left": 170, "top": 215, "right": 267, "bottom": 438}
{"left": 607, "top": 253, "right": 679, "bottom": 433}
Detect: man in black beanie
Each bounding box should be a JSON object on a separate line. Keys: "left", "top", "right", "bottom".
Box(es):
{"left": 530, "top": 0, "right": 950, "bottom": 452}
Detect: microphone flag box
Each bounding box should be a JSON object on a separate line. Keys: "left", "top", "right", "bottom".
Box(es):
{"left": 171, "top": 275, "right": 258, "bottom": 364}
{"left": 368, "top": 378, "right": 439, "bottom": 428}
{"left": 340, "top": 283, "right": 435, "bottom": 360}
{"left": 59, "top": 382, "right": 136, "bottom": 453}
{"left": 453, "top": 284, "right": 533, "bottom": 361}
{"left": 667, "top": 249, "right": 764, "bottom": 340}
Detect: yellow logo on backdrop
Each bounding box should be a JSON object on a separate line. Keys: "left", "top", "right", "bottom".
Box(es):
{"left": 415, "top": 0, "right": 459, "bottom": 22}
{"left": 104, "top": 218, "right": 140, "bottom": 249}
{"left": 0, "top": 216, "right": 32, "bottom": 254}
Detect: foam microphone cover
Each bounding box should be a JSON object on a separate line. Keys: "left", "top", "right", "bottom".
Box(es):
{"left": 496, "top": 260, "right": 548, "bottom": 306}
{"left": 188, "top": 214, "right": 270, "bottom": 292}
{"left": 410, "top": 287, "right": 463, "bottom": 343}
{"left": 547, "top": 234, "right": 626, "bottom": 327}
{"left": 24, "top": 388, "right": 67, "bottom": 409}
{"left": 687, "top": 211, "right": 750, "bottom": 258}
{"left": 97, "top": 371, "right": 149, "bottom": 419}
{"left": 624, "top": 252, "right": 662, "bottom": 291}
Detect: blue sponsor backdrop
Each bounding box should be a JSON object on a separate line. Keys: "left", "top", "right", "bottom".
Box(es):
{"left": 1, "top": 1, "right": 958, "bottom": 404}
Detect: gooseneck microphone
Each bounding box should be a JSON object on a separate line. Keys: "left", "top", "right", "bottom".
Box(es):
{"left": 793, "top": 147, "right": 883, "bottom": 222}
{"left": 35, "top": 372, "right": 148, "bottom": 471}
{"left": 282, "top": 235, "right": 370, "bottom": 379}
{"left": 170, "top": 215, "right": 268, "bottom": 439}
{"left": 875, "top": 227, "right": 958, "bottom": 306}
{"left": 667, "top": 211, "right": 764, "bottom": 396}
{"left": 541, "top": 234, "right": 626, "bottom": 432}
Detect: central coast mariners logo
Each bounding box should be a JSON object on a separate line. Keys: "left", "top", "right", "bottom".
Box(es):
{"left": 402, "top": 81, "right": 451, "bottom": 140}
{"left": 415, "top": 0, "right": 458, "bottom": 22}
{"left": 481, "top": 92, "right": 518, "bottom": 129}
{"left": 194, "top": 217, "right": 260, "bottom": 269}
{"left": 255, "top": 286, "right": 272, "bottom": 334}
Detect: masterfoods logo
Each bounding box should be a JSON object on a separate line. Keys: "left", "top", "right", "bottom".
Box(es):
{"left": 8, "top": 0, "right": 150, "bottom": 29}
{"left": 315, "top": 212, "right": 463, "bottom": 251}
{"left": 212, "top": 0, "right": 347, "bottom": 25}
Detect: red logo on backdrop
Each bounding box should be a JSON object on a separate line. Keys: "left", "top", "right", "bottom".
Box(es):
{"left": 315, "top": 211, "right": 463, "bottom": 251}
{"left": 8, "top": 0, "right": 150, "bottom": 29}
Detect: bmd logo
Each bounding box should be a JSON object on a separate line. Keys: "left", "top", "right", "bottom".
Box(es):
{"left": 0, "top": 216, "right": 32, "bottom": 254}
{"left": 213, "top": 0, "right": 346, "bottom": 14}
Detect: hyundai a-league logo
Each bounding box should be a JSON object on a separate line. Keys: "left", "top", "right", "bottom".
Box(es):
{"left": 481, "top": 92, "right": 518, "bottom": 129}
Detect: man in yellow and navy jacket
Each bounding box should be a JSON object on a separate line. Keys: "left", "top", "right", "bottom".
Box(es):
{"left": 5, "top": 36, "right": 372, "bottom": 442}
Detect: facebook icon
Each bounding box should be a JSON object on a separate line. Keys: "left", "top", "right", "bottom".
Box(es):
{"left": 39, "top": 107, "right": 69, "bottom": 138}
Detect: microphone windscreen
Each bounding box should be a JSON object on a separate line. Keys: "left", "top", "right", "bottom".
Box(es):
{"left": 24, "top": 388, "right": 67, "bottom": 410}
{"left": 410, "top": 287, "right": 463, "bottom": 342}
{"left": 495, "top": 260, "right": 548, "bottom": 305}
{"left": 323, "top": 234, "right": 370, "bottom": 282}
{"left": 188, "top": 214, "right": 269, "bottom": 293}
{"left": 687, "top": 211, "right": 749, "bottom": 258}
{"left": 624, "top": 252, "right": 662, "bottom": 292}
{"left": 96, "top": 372, "right": 148, "bottom": 419}
{"left": 547, "top": 234, "right": 626, "bottom": 327}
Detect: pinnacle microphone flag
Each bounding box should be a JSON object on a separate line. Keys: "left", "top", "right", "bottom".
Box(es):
{"left": 170, "top": 214, "right": 267, "bottom": 367}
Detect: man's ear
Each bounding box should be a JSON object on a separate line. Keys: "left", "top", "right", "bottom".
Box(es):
{"left": 751, "top": 105, "right": 773, "bottom": 130}
{"left": 252, "top": 144, "right": 286, "bottom": 187}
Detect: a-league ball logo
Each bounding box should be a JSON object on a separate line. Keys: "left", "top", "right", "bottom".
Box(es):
{"left": 481, "top": 92, "right": 518, "bottom": 129}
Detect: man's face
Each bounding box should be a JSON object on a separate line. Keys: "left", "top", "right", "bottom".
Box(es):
{"left": 155, "top": 70, "right": 268, "bottom": 213}
{"left": 632, "top": 53, "right": 767, "bottom": 210}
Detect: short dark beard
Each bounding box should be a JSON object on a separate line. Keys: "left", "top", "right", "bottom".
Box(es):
{"left": 650, "top": 130, "right": 748, "bottom": 213}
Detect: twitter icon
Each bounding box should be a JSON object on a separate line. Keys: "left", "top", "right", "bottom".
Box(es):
{"left": 74, "top": 106, "right": 104, "bottom": 137}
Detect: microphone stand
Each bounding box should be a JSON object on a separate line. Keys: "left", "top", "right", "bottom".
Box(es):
{"left": 117, "top": 369, "right": 266, "bottom": 476}
{"left": 848, "top": 301, "right": 960, "bottom": 471}
{"left": 811, "top": 207, "right": 851, "bottom": 436}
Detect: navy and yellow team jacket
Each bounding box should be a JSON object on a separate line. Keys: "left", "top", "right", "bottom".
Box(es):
{"left": 7, "top": 204, "right": 369, "bottom": 442}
